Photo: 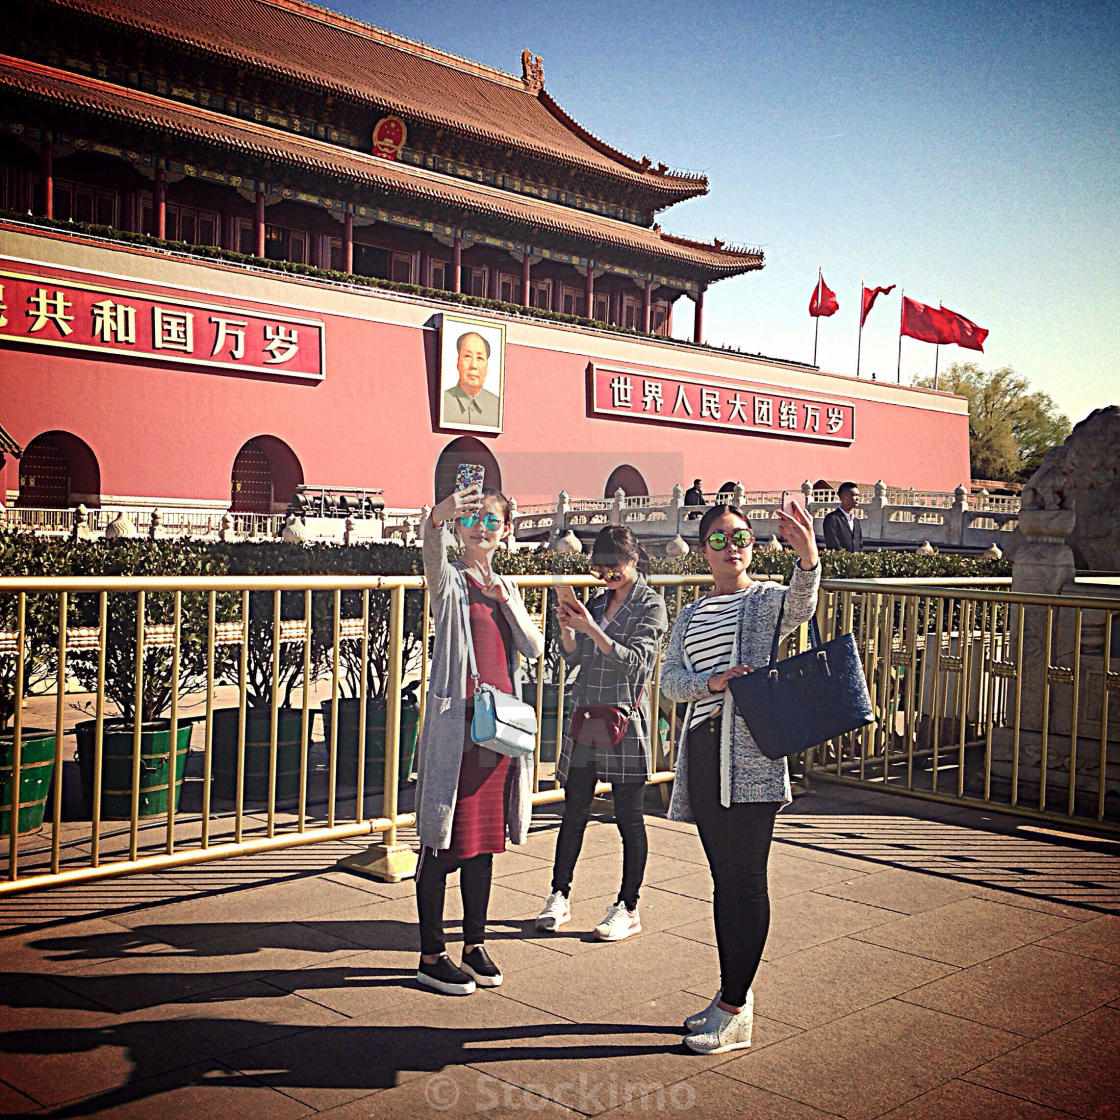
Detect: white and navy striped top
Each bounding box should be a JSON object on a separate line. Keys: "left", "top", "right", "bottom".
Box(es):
{"left": 683, "top": 591, "right": 747, "bottom": 726}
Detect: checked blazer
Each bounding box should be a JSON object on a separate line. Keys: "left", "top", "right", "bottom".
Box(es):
{"left": 556, "top": 575, "right": 668, "bottom": 785}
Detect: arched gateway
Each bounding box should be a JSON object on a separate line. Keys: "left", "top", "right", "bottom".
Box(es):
{"left": 230, "top": 436, "right": 302, "bottom": 513}
{"left": 17, "top": 431, "right": 100, "bottom": 508}
{"left": 434, "top": 438, "right": 502, "bottom": 504}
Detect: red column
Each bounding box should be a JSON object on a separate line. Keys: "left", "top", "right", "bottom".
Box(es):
{"left": 522, "top": 252, "right": 532, "bottom": 308}
{"left": 155, "top": 168, "right": 167, "bottom": 240}
{"left": 343, "top": 212, "right": 354, "bottom": 272}
{"left": 421, "top": 250, "right": 431, "bottom": 288}
{"left": 452, "top": 235, "right": 462, "bottom": 293}
{"left": 643, "top": 278, "right": 652, "bottom": 333}
{"left": 41, "top": 139, "right": 53, "bottom": 219}
{"left": 254, "top": 190, "right": 265, "bottom": 257}
{"left": 693, "top": 287, "right": 705, "bottom": 345}
{"left": 585, "top": 265, "right": 594, "bottom": 318}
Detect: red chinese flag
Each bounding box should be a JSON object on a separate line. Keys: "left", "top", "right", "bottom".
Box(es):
{"left": 860, "top": 284, "right": 896, "bottom": 327}
{"left": 901, "top": 296, "right": 957, "bottom": 344}
{"left": 940, "top": 304, "right": 989, "bottom": 351}
{"left": 809, "top": 274, "right": 839, "bottom": 317}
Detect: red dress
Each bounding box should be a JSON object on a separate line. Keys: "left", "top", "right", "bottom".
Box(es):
{"left": 438, "top": 573, "right": 516, "bottom": 861}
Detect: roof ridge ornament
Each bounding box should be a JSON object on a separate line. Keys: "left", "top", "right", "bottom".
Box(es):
{"left": 520, "top": 50, "right": 544, "bottom": 93}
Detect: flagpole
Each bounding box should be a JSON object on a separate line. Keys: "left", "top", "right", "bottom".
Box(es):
{"left": 896, "top": 288, "right": 904, "bottom": 383}
{"left": 812, "top": 269, "right": 821, "bottom": 365}
{"left": 934, "top": 343, "right": 940, "bottom": 390}
{"left": 856, "top": 278, "right": 863, "bottom": 377}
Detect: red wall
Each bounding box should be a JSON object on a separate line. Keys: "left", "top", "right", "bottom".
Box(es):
{"left": 0, "top": 232, "right": 971, "bottom": 508}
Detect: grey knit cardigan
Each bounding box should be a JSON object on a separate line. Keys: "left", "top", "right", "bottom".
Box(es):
{"left": 415, "top": 523, "right": 545, "bottom": 852}
{"left": 660, "top": 564, "right": 820, "bottom": 819}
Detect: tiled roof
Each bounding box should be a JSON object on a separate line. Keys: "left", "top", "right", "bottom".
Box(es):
{"left": 0, "top": 55, "right": 763, "bottom": 275}
{"left": 38, "top": 0, "right": 708, "bottom": 200}
{"left": 0, "top": 422, "right": 22, "bottom": 458}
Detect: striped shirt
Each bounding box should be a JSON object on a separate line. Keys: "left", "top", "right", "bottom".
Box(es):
{"left": 683, "top": 592, "right": 746, "bottom": 726}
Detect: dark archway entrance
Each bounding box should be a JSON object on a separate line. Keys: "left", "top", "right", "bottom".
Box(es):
{"left": 17, "top": 431, "right": 100, "bottom": 507}
{"left": 230, "top": 436, "right": 303, "bottom": 513}
{"left": 434, "top": 437, "right": 501, "bottom": 505}
{"left": 603, "top": 464, "right": 648, "bottom": 499}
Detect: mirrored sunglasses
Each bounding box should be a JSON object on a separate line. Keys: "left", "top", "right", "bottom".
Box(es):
{"left": 705, "top": 528, "right": 753, "bottom": 551}
{"left": 590, "top": 566, "right": 628, "bottom": 581}
{"left": 459, "top": 512, "right": 502, "bottom": 531}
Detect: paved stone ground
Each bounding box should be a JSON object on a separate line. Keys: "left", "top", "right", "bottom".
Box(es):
{"left": 0, "top": 781, "right": 1118, "bottom": 1119}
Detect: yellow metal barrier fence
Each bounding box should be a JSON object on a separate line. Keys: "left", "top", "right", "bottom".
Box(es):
{"left": 3, "top": 572, "right": 1114, "bottom": 895}
{"left": 811, "top": 578, "right": 1119, "bottom": 831}
{"left": 0, "top": 573, "right": 717, "bottom": 895}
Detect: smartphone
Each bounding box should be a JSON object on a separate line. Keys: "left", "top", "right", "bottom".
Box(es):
{"left": 781, "top": 490, "right": 807, "bottom": 518}
{"left": 455, "top": 463, "right": 485, "bottom": 492}
{"left": 554, "top": 584, "right": 579, "bottom": 609}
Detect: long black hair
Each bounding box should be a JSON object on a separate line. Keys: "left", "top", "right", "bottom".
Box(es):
{"left": 590, "top": 524, "right": 650, "bottom": 576}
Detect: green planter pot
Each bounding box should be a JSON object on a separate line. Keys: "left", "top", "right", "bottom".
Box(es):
{"left": 75, "top": 719, "right": 191, "bottom": 820}
{"left": 209, "top": 707, "right": 307, "bottom": 806}
{"left": 320, "top": 698, "right": 419, "bottom": 788}
{"left": 0, "top": 728, "right": 56, "bottom": 834}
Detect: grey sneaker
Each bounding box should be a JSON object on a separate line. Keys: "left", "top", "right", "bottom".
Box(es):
{"left": 683, "top": 988, "right": 723, "bottom": 1033}
{"left": 593, "top": 901, "right": 641, "bottom": 941}
{"left": 536, "top": 890, "right": 571, "bottom": 932}
{"left": 684, "top": 1001, "right": 753, "bottom": 1055}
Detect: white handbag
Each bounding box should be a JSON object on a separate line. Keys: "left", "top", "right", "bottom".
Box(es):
{"left": 458, "top": 574, "right": 538, "bottom": 758}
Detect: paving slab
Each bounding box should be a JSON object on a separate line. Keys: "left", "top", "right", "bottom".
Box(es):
{"left": 1036, "top": 914, "right": 1120, "bottom": 965}
{"left": 964, "top": 1006, "right": 1120, "bottom": 1120}
{"left": 717, "top": 998, "right": 1023, "bottom": 1120}
{"left": 899, "top": 943, "right": 1120, "bottom": 1034}
{"left": 851, "top": 895, "right": 1078, "bottom": 967}
{"left": 753, "top": 936, "right": 957, "bottom": 1030}
{"left": 875, "top": 1078, "right": 1074, "bottom": 1119}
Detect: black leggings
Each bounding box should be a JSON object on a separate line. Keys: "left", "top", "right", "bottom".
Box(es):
{"left": 687, "top": 718, "right": 779, "bottom": 1008}
{"left": 551, "top": 764, "right": 647, "bottom": 910}
{"left": 415, "top": 847, "right": 493, "bottom": 956}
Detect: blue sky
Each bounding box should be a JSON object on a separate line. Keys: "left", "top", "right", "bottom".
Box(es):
{"left": 334, "top": 0, "right": 1119, "bottom": 426}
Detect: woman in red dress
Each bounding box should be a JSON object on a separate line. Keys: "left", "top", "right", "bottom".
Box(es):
{"left": 414, "top": 483, "right": 544, "bottom": 995}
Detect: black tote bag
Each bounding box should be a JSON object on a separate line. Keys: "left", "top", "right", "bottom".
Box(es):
{"left": 728, "top": 602, "right": 874, "bottom": 760}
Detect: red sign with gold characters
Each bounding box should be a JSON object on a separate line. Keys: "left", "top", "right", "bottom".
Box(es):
{"left": 372, "top": 115, "right": 407, "bottom": 160}
{"left": 589, "top": 363, "right": 855, "bottom": 443}
{"left": 0, "top": 268, "right": 326, "bottom": 380}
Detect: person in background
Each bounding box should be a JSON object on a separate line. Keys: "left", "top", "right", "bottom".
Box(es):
{"left": 536, "top": 526, "right": 668, "bottom": 941}
{"left": 660, "top": 501, "right": 820, "bottom": 1055}
{"left": 822, "top": 481, "right": 862, "bottom": 552}
{"left": 683, "top": 478, "right": 705, "bottom": 518}
{"left": 414, "top": 483, "right": 544, "bottom": 996}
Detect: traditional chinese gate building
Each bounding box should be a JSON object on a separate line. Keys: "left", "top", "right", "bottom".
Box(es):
{"left": 0, "top": 0, "right": 969, "bottom": 514}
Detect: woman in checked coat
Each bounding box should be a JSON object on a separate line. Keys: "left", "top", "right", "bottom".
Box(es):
{"left": 535, "top": 525, "right": 668, "bottom": 941}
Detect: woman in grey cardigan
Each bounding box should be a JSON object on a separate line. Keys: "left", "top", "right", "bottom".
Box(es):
{"left": 535, "top": 526, "right": 668, "bottom": 941}
{"left": 661, "top": 501, "right": 820, "bottom": 1055}
{"left": 414, "top": 483, "right": 544, "bottom": 996}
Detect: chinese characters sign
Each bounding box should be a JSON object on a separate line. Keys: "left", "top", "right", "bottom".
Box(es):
{"left": 0, "top": 270, "right": 325, "bottom": 380}
{"left": 589, "top": 364, "right": 854, "bottom": 443}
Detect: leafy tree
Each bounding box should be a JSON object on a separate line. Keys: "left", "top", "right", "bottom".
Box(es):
{"left": 915, "top": 362, "right": 1071, "bottom": 481}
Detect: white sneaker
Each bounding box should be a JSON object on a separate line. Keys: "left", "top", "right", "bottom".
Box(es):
{"left": 536, "top": 890, "right": 571, "bottom": 932}
{"left": 593, "top": 901, "right": 641, "bottom": 941}
{"left": 684, "top": 1000, "right": 753, "bottom": 1055}
{"left": 683, "top": 988, "right": 724, "bottom": 1033}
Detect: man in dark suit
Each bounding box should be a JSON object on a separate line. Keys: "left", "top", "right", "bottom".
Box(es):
{"left": 683, "top": 478, "right": 705, "bottom": 518}
{"left": 822, "top": 482, "right": 863, "bottom": 552}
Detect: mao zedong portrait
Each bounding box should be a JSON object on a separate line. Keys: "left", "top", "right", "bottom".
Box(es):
{"left": 443, "top": 330, "right": 501, "bottom": 429}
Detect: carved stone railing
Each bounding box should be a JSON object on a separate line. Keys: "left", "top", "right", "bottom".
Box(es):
{"left": 511, "top": 481, "right": 1020, "bottom": 551}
